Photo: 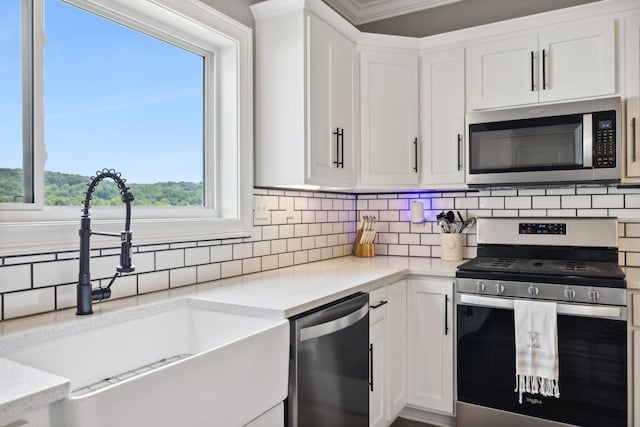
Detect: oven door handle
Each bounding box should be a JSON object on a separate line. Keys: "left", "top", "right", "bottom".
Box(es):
{"left": 457, "top": 294, "right": 627, "bottom": 321}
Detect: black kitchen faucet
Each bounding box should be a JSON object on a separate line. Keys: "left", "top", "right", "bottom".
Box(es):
{"left": 77, "top": 168, "right": 135, "bottom": 315}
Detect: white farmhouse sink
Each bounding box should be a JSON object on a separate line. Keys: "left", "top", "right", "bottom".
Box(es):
{"left": 0, "top": 298, "right": 289, "bottom": 427}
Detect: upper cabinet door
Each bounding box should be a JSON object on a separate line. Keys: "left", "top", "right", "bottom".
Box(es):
{"left": 420, "top": 48, "right": 466, "bottom": 186}
{"left": 307, "top": 15, "right": 357, "bottom": 185}
{"left": 538, "top": 20, "right": 615, "bottom": 103}
{"left": 360, "top": 50, "right": 419, "bottom": 186}
{"left": 470, "top": 34, "right": 539, "bottom": 110}
{"left": 625, "top": 14, "right": 640, "bottom": 179}
{"left": 470, "top": 19, "right": 615, "bottom": 110}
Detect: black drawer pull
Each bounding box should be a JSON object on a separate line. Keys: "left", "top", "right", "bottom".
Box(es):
{"left": 370, "top": 300, "right": 388, "bottom": 310}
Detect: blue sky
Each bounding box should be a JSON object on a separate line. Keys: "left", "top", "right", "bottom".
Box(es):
{"left": 2, "top": 0, "right": 204, "bottom": 184}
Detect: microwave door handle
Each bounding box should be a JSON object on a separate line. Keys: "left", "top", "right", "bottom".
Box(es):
{"left": 583, "top": 113, "right": 593, "bottom": 168}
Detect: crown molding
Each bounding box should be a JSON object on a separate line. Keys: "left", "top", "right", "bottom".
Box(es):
{"left": 323, "top": 0, "right": 463, "bottom": 25}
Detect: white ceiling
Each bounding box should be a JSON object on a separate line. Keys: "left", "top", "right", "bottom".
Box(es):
{"left": 323, "top": 0, "right": 464, "bottom": 25}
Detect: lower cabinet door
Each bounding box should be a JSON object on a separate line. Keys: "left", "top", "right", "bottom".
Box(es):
{"left": 385, "top": 280, "right": 407, "bottom": 422}
{"left": 407, "top": 278, "right": 454, "bottom": 414}
{"left": 370, "top": 319, "right": 386, "bottom": 427}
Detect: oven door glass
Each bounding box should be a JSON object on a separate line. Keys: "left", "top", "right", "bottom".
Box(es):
{"left": 457, "top": 304, "right": 626, "bottom": 427}
{"left": 469, "top": 114, "right": 584, "bottom": 174}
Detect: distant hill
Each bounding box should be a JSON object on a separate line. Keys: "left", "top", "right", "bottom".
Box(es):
{"left": 0, "top": 168, "right": 203, "bottom": 206}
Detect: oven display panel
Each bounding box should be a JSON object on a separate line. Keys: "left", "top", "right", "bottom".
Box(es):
{"left": 519, "top": 223, "right": 566, "bottom": 235}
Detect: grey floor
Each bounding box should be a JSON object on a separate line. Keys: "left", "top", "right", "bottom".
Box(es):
{"left": 390, "top": 417, "right": 439, "bottom": 427}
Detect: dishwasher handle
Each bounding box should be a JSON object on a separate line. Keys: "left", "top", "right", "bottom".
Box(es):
{"left": 299, "top": 302, "right": 369, "bottom": 341}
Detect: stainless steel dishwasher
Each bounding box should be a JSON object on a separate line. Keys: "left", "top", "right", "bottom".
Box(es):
{"left": 286, "top": 292, "right": 369, "bottom": 427}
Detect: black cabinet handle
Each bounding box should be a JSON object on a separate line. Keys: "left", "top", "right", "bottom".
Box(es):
{"left": 444, "top": 294, "right": 449, "bottom": 335}
{"left": 530, "top": 51, "right": 535, "bottom": 92}
{"left": 370, "top": 300, "right": 388, "bottom": 310}
{"left": 369, "top": 343, "right": 374, "bottom": 391}
{"left": 633, "top": 118, "right": 637, "bottom": 163}
{"left": 340, "top": 128, "right": 344, "bottom": 169}
{"left": 542, "top": 49, "right": 547, "bottom": 90}
{"left": 333, "top": 128, "right": 340, "bottom": 167}
{"left": 457, "top": 134, "right": 462, "bottom": 171}
{"left": 413, "top": 137, "right": 418, "bottom": 173}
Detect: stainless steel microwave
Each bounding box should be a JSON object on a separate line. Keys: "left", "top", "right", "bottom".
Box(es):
{"left": 465, "top": 97, "right": 621, "bottom": 186}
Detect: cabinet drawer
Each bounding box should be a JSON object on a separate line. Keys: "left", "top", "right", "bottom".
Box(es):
{"left": 369, "top": 287, "right": 387, "bottom": 325}
{"left": 633, "top": 293, "right": 640, "bottom": 327}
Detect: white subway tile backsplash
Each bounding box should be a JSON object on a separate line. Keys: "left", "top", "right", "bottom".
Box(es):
{"left": 0, "top": 265, "right": 31, "bottom": 293}
{"left": 409, "top": 245, "right": 430, "bottom": 257}
{"left": 262, "top": 225, "right": 279, "bottom": 241}
{"left": 107, "top": 275, "right": 138, "bottom": 300}
{"left": 197, "top": 263, "right": 220, "bottom": 283}
{"left": 479, "top": 197, "right": 504, "bottom": 209}
{"left": 626, "top": 195, "right": 640, "bottom": 208}
{"left": 6, "top": 186, "right": 640, "bottom": 320}
{"left": 4, "top": 287, "right": 55, "bottom": 319}
{"left": 455, "top": 197, "right": 478, "bottom": 209}
{"left": 185, "top": 247, "right": 210, "bottom": 266}
{"left": 33, "top": 259, "right": 76, "bottom": 287}
{"left": 294, "top": 251, "right": 308, "bottom": 265}
{"left": 156, "top": 249, "right": 185, "bottom": 270}
{"left": 210, "top": 245, "right": 233, "bottom": 263}
{"left": 592, "top": 195, "right": 623, "bottom": 209}
{"left": 253, "top": 241, "right": 271, "bottom": 257}
{"left": 518, "top": 189, "right": 545, "bottom": 196}
{"left": 504, "top": 197, "right": 531, "bottom": 209}
{"left": 242, "top": 258, "right": 261, "bottom": 275}
{"left": 233, "top": 243, "right": 253, "bottom": 260}
{"left": 221, "top": 260, "right": 242, "bottom": 278}
{"left": 271, "top": 239, "right": 287, "bottom": 254}
{"left": 138, "top": 271, "right": 169, "bottom": 294}
{"left": 561, "top": 195, "right": 591, "bottom": 208}
{"left": 170, "top": 267, "right": 197, "bottom": 288}
{"left": 399, "top": 233, "right": 420, "bottom": 245}
{"left": 279, "top": 253, "right": 294, "bottom": 268}
{"left": 532, "top": 196, "right": 560, "bottom": 209}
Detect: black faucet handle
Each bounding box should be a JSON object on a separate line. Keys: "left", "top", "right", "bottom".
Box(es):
{"left": 117, "top": 231, "right": 135, "bottom": 273}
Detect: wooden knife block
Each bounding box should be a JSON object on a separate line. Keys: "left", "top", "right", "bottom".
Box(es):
{"left": 352, "top": 230, "right": 375, "bottom": 257}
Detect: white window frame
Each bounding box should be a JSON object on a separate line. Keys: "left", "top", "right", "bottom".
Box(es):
{"left": 0, "top": 0, "right": 253, "bottom": 256}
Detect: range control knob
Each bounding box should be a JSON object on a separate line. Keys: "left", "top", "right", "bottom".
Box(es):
{"left": 495, "top": 283, "right": 505, "bottom": 295}
{"left": 528, "top": 285, "right": 540, "bottom": 297}
{"left": 588, "top": 288, "right": 600, "bottom": 302}
{"left": 476, "top": 281, "right": 486, "bottom": 292}
{"left": 564, "top": 288, "right": 576, "bottom": 300}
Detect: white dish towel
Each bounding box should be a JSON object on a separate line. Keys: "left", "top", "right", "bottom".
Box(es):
{"left": 514, "top": 299, "right": 560, "bottom": 404}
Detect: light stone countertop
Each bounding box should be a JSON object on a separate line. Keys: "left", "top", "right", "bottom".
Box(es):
{"left": 0, "top": 358, "right": 69, "bottom": 422}
{"left": 625, "top": 267, "right": 640, "bottom": 290}
{"left": 0, "top": 255, "right": 462, "bottom": 420}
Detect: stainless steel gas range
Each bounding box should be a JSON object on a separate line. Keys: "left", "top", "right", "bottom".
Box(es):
{"left": 455, "top": 217, "right": 627, "bottom": 427}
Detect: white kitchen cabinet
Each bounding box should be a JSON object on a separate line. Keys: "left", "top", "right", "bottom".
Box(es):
{"left": 244, "top": 402, "right": 284, "bottom": 427}
{"left": 369, "top": 280, "right": 407, "bottom": 427}
{"left": 407, "top": 278, "right": 454, "bottom": 415}
{"left": 626, "top": 14, "right": 640, "bottom": 179}
{"left": 384, "top": 280, "right": 407, "bottom": 422}
{"left": 0, "top": 406, "right": 50, "bottom": 427}
{"left": 369, "top": 286, "right": 387, "bottom": 427}
{"left": 469, "top": 19, "right": 615, "bottom": 110}
{"left": 360, "top": 50, "right": 420, "bottom": 187}
{"left": 252, "top": 3, "right": 358, "bottom": 188}
{"left": 420, "top": 48, "right": 466, "bottom": 186}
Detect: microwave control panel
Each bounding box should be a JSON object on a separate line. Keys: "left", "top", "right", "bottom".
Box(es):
{"left": 593, "top": 110, "right": 616, "bottom": 168}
